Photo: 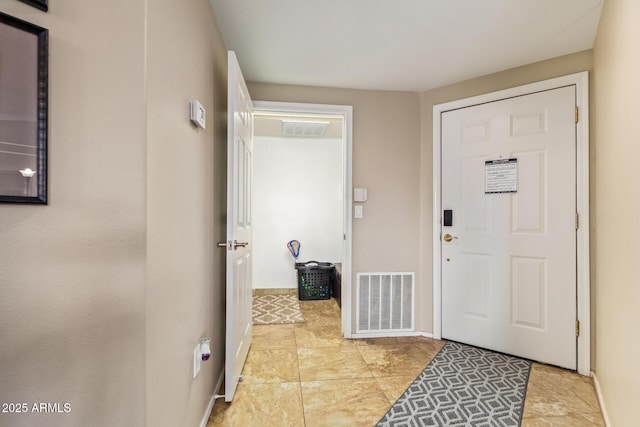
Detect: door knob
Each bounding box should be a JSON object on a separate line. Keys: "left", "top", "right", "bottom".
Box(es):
{"left": 217, "top": 242, "right": 229, "bottom": 249}
{"left": 443, "top": 233, "right": 458, "bottom": 242}
{"left": 233, "top": 240, "right": 249, "bottom": 249}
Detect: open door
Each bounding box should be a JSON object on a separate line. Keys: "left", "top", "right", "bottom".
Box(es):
{"left": 224, "top": 51, "right": 254, "bottom": 402}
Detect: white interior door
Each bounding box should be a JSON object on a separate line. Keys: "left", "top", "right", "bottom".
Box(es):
{"left": 225, "top": 51, "right": 253, "bottom": 402}
{"left": 441, "top": 86, "right": 577, "bottom": 369}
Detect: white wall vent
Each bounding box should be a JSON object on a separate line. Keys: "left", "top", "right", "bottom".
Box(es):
{"left": 356, "top": 272, "right": 415, "bottom": 334}
{"left": 282, "top": 119, "right": 330, "bottom": 137}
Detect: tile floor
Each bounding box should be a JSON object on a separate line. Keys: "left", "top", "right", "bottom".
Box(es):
{"left": 208, "top": 297, "right": 605, "bottom": 426}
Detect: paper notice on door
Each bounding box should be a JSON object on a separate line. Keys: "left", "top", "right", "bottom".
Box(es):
{"left": 485, "top": 158, "right": 517, "bottom": 193}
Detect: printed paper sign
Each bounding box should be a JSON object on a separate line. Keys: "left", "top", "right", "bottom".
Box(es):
{"left": 485, "top": 158, "right": 517, "bottom": 193}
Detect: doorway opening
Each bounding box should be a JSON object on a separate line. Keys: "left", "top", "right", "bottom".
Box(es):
{"left": 252, "top": 101, "right": 353, "bottom": 337}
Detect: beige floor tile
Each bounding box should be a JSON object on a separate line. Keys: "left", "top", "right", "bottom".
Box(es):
{"left": 357, "top": 344, "right": 431, "bottom": 378}
{"left": 241, "top": 348, "right": 299, "bottom": 384}
{"left": 396, "top": 337, "right": 444, "bottom": 360}
{"left": 298, "top": 346, "right": 372, "bottom": 381}
{"left": 208, "top": 382, "right": 304, "bottom": 427}
{"left": 374, "top": 375, "right": 415, "bottom": 404}
{"left": 529, "top": 364, "right": 601, "bottom": 410}
{"left": 297, "top": 300, "right": 340, "bottom": 321}
{"left": 230, "top": 295, "right": 607, "bottom": 426}
{"left": 578, "top": 412, "right": 607, "bottom": 425}
{"left": 396, "top": 336, "right": 446, "bottom": 349}
{"left": 251, "top": 324, "right": 297, "bottom": 350}
{"left": 523, "top": 364, "right": 602, "bottom": 419}
{"left": 301, "top": 379, "right": 390, "bottom": 427}
{"left": 523, "top": 382, "right": 599, "bottom": 418}
{"left": 354, "top": 337, "right": 399, "bottom": 346}
{"left": 294, "top": 323, "right": 354, "bottom": 348}
{"left": 298, "top": 299, "right": 341, "bottom": 313}
{"left": 297, "top": 310, "right": 342, "bottom": 327}
{"left": 521, "top": 412, "right": 606, "bottom": 427}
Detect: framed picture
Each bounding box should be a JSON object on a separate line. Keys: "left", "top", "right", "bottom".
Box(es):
{"left": 0, "top": 12, "right": 49, "bottom": 204}
{"left": 18, "top": 0, "right": 48, "bottom": 12}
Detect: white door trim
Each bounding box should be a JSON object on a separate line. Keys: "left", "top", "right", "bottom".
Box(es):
{"left": 432, "top": 72, "right": 590, "bottom": 375}
{"left": 252, "top": 100, "right": 354, "bottom": 338}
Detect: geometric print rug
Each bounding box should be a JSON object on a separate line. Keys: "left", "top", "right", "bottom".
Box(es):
{"left": 377, "top": 341, "right": 531, "bottom": 427}
{"left": 252, "top": 293, "right": 305, "bottom": 325}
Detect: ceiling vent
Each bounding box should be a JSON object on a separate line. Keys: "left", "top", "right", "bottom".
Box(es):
{"left": 282, "top": 120, "right": 330, "bottom": 137}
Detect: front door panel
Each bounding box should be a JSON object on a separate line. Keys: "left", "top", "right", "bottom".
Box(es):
{"left": 441, "top": 86, "right": 577, "bottom": 369}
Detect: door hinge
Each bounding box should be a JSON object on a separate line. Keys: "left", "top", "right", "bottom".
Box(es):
{"left": 575, "top": 320, "right": 580, "bottom": 337}
{"left": 575, "top": 106, "right": 579, "bottom": 124}
{"left": 575, "top": 213, "right": 580, "bottom": 230}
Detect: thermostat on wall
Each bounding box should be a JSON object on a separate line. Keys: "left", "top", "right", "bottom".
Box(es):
{"left": 190, "top": 100, "right": 206, "bottom": 129}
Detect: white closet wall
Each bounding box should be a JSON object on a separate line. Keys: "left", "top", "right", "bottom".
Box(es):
{"left": 253, "top": 136, "right": 343, "bottom": 289}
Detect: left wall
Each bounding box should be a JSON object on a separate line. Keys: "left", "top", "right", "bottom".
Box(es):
{"left": 0, "top": 0, "right": 228, "bottom": 426}
{"left": 0, "top": 0, "right": 147, "bottom": 425}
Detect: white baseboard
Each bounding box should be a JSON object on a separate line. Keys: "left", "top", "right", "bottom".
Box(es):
{"left": 592, "top": 372, "right": 611, "bottom": 427}
{"left": 199, "top": 368, "right": 225, "bottom": 427}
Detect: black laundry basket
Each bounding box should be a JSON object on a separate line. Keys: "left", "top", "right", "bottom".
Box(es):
{"left": 295, "top": 261, "right": 335, "bottom": 300}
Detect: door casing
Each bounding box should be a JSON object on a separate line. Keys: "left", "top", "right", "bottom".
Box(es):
{"left": 252, "top": 100, "right": 354, "bottom": 338}
{"left": 432, "top": 72, "right": 590, "bottom": 375}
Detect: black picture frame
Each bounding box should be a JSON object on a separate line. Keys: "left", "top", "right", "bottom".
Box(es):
{"left": 0, "top": 12, "right": 49, "bottom": 204}
{"left": 18, "top": 0, "right": 48, "bottom": 12}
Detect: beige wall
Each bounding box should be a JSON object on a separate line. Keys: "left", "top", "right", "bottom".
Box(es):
{"left": 592, "top": 0, "right": 640, "bottom": 424}
{"left": 0, "top": 0, "right": 147, "bottom": 426}
{"left": 3, "top": 1, "right": 635, "bottom": 424}
{"left": 248, "top": 52, "right": 593, "bottom": 335}
{"left": 0, "top": 0, "right": 227, "bottom": 426}
{"left": 418, "top": 50, "right": 594, "bottom": 334}
{"left": 146, "top": 0, "right": 228, "bottom": 426}
{"left": 247, "top": 83, "right": 423, "bottom": 330}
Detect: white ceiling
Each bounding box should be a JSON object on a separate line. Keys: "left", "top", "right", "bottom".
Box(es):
{"left": 209, "top": 0, "right": 603, "bottom": 92}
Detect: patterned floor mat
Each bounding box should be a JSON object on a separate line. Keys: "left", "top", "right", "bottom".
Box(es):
{"left": 252, "top": 293, "right": 305, "bottom": 325}
{"left": 377, "top": 341, "right": 531, "bottom": 426}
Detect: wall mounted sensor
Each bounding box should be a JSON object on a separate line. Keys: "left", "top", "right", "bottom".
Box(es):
{"left": 190, "top": 100, "right": 206, "bottom": 129}
{"left": 354, "top": 188, "right": 367, "bottom": 202}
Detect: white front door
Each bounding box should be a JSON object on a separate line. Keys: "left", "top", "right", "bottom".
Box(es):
{"left": 441, "top": 86, "right": 577, "bottom": 369}
{"left": 225, "top": 51, "right": 253, "bottom": 402}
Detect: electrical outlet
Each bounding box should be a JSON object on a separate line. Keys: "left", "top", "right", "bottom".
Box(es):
{"left": 193, "top": 345, "right": 201, "bottom": 379}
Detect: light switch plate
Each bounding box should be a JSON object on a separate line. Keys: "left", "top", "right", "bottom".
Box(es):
{"left": 355, "top": 205, "right": 364, "bottom": 219}
{"left": 190, "top": 100, "right": 206, "bottom": 129}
